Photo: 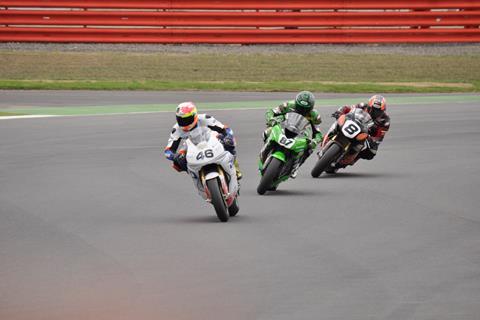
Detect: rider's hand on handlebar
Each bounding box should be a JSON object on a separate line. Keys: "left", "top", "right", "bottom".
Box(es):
{"left": 266, "top": 118, "right": 277, "bottom": 127}
{"left": 331, "top": 111, "right": 341, "bottom": 119}
{"left": 267, "top": 115, "right": 284, "bottom": 127}
{"left": 173, "top": 153, "right": 187, "bottom": 172}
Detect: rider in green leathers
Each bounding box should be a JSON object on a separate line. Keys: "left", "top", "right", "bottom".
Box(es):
{"left": 263, "top": 91, "right": 323, "bottom": 178}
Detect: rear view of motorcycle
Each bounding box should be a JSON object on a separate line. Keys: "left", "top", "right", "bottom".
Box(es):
{"left": 311, "top": 108, "right": 373, "bottom": 177}
{"left": 185, "top": 127, "right": 240, "bottom": 222}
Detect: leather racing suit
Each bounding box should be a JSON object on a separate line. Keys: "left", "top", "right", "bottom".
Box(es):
{"left": 164, "top": 114, "right": 241, "bottom": 177}
{"left": 333, "top": 102, "right": 390, "bottom": 160}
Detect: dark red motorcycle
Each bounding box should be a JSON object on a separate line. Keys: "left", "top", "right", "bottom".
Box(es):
{"left": 311, "top": 108, "right": 373, "bottom": 177}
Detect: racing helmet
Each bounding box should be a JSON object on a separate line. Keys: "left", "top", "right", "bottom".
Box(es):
{"left": 367, "top": 95, "right": 387, "bottom": 118}
{"left": 356, "top": 102, "right": 371, "bottom": 113}
{"left": 294, "top": 91, "right": 315, "bottom": 116}
{"left": 176, "top": 102, "right": 198, "bottom": 131}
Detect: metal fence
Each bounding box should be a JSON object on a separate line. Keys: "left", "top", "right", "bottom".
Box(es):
{"left": 1, "top": 0, "right": 479, "bottom": 43}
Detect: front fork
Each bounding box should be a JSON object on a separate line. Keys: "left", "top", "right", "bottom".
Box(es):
{"left": 200, "top": 166, "right": 233, "bottom": 206}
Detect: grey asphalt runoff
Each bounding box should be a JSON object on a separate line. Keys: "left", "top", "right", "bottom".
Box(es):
{"left": 1, "top": 91, "right": 480, "bottom": 320}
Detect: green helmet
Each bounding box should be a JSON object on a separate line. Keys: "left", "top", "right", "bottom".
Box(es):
{"left": 294, "top": 91, "right": 315, "bottom": 116}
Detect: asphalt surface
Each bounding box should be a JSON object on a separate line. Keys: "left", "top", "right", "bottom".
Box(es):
{"left": 1, "top": 91, "right": 480, "bottom": 320}
{"left": 0, "top": 90, "right": 369, "bottom": 108}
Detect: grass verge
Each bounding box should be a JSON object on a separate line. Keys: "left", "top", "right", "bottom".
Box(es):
{"left": 1, "top": 50, "right": 479, "bottom": 93}
{"left": 0, "top": 111, "right": 26, "bottom": 116}
{"left": 0, "top": 80, "right": 478, "bottom": 93}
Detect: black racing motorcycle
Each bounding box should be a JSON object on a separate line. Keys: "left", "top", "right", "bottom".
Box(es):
{"left": 311, "top": 108, "right": 373, "bottom": 177}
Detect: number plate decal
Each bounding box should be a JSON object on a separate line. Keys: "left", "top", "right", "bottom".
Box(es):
{"left": 278, "top": 135, "right": 295, "bottom": 148}
{"left": 341, "top": 120, "right": 361, "bottom": 138}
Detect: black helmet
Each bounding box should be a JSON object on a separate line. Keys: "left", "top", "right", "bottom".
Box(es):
{"left": 294, "top": 91, "right": 315, "bottom": 116}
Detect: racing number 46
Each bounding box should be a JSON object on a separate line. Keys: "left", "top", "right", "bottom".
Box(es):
{"left": 196, "top": 149, "right": 214, "bottom": 160}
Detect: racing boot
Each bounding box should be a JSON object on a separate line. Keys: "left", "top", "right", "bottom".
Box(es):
{"left": 290, "top": 148, "right": 312, "bottom": 179}
{"left": 290, "top": 159, "right": 301, "bottom": 179}
{"left": 234, "top": 158, "right": 243, "bottom": 180}
{"left": 290, "top": 167, "right": 299, "bottom": 179}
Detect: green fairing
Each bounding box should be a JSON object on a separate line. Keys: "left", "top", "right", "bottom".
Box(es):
{"left": 269, "top": 125, "right": 308, "bottom": 154}
{"left": 270, "top": 125, "right": 282, "bottom": 142}
{"left": 265, "top": 101, "right": 323, "bottom": 144}
{"left": 291, "top": 137, "right": 309, "bottom": 154}
{"left": 272, "top": 151, "right": 286, "bottom": 162}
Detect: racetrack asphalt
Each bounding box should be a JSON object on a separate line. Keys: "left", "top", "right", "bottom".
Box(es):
{"left": 1, "top": 91, "right": 480, "bottom": 320}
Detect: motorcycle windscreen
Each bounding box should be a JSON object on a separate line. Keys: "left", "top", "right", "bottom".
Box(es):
{"left": 351, "top": 108, "right": 374, "bottom": 129}
{"left": 188, "top": 126, "right": 210, "bottom": 145}
{"left": 283, "top": 112, "right": 310, "bottom": 137}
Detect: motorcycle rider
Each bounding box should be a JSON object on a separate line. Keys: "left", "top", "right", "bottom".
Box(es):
{"left": 164, "top": 102, "right": 242, "bottom": 180}
{"left": 263, "top": 91, "right": 323, "bottom": 178}
{"left": 331, "top": 94, "right": 390, "bottom": 161}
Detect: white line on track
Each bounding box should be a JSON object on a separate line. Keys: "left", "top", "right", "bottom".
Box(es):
{"left": 1, "top": 99, "right": 477, "bottom": 120}
{"left": 0, "top": 114, "right": 59, "bottom": 120}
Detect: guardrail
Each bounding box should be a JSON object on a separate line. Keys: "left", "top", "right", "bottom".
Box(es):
{"left": 1, "top": 1, "right": 479, "bottom": 43}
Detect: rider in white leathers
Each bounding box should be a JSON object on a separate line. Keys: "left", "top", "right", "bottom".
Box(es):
{"left": 164, "top": 102, "right": 242, "bottom": 179}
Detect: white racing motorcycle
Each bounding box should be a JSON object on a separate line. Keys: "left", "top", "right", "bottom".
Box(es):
{"left": 185, "top": 126, "right": 240, "bottom": 222}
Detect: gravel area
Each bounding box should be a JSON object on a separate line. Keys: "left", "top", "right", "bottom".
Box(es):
{"left": 1, "top": 42, "right": 480, "bottom": 55}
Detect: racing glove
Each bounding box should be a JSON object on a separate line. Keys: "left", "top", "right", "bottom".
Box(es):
{"left": 165, "top": 149, "right": 175, "bottom": 161}
{"left": 173, "top": 152, "right": 187, "bottom": 172}
{"left": 266, "top": 115, "right": 284, "bottom": 127}
{"left": 331, "top": 111, "right": 342, "bottom": 119}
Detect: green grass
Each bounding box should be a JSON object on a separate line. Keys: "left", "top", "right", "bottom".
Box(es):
{"left": 0, "top": 111, "right": 26, "bottom": 116}
{"left": 0, "top": 79, "right": 477, "bottom": 93}
{"left": 1, "top": 50, "right": 479, "bottom": 92}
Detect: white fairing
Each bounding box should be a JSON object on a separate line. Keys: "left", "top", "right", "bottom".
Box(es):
{"left": 185, "top": 126, "right": 238, "bottom": 202}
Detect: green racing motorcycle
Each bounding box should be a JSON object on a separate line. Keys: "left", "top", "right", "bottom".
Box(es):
{"left": 257, "top": 112, "right": 311, "bottom": 195}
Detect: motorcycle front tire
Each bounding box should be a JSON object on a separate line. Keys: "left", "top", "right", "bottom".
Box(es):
{"left": 206, "top": 178, "right": 229, "bottom": 222}
{"left": 257, "top": 157, "right": 282, "bottom": 195}
{"left": 311, "top": 143, "right": 342, "bottom": 178}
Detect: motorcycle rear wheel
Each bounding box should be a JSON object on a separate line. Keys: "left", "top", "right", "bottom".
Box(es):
{"left": 311, "top": 143, "right": 342, "bottom": 178}
{"left": 257, "top": 157, "right": 282, "bottom": 195}
{"left": 206, "top": 178, "right": 229, "bottom": 222}
{"left": 228, "top": 197, "right": 240, "bottom": 217}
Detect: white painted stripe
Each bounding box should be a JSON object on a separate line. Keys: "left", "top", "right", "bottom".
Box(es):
{"left": 0, "top": 115, "right": 59, "bottom": 120}
{"left": 0, "top": 98, "right": 477, "bottom": 119}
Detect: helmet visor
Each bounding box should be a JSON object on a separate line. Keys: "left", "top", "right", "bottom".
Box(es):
{"left": 295, "top": 104, "right": 312, "bottom": 116}
{"left": 176, "top": 115, "right": 195, "bottom": 127}
{"left": 371, "top": 107, "right": 383, "bottom": 119}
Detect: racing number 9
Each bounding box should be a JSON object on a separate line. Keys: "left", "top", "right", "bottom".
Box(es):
{"left": 196, "top": 149, "right": 214, "bottom": 160}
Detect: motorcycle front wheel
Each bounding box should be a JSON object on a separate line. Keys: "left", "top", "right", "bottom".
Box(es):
{"left": 257, "top": 157, "right": 282, "bottom": 195}
{"left": 206, "top": 178, "right": 229, "bottom": 222}
{"left": 311, "top": 143, "right": 342, "bottom": 178}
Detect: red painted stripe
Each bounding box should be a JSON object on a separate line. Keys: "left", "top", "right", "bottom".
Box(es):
{"left": 2, "top": 0, "right": 480, "bottom": 10}
{"left": 1, "top": 27, "right": 479, "bottom": 43}
{"left": 2, "top": 10, "right": 480, "bottom": 27}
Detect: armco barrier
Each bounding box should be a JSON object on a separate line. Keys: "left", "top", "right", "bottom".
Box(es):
{"left": 1, "top": 1, "right": 479, "bottom": 43}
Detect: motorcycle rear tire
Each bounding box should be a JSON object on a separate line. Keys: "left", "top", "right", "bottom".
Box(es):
{"left": 206, "top": 178, "right": 229, "bottom": 222}
{"left": 257, "top": 157, "right": 282, "bottom": 195}
{"left": 311, "top": 143, "right": 342, "bottom": 178}
{"left": 228, "top": 197, "right": 240, "bottom": 217}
